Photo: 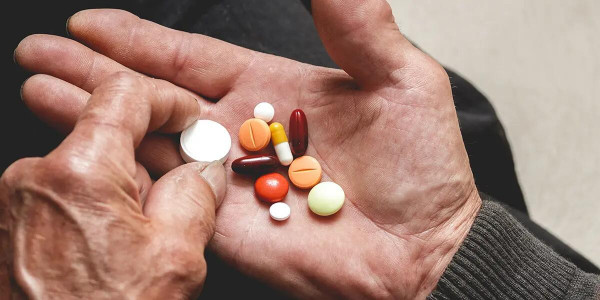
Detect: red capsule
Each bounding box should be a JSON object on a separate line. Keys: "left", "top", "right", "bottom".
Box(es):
{"left": 231, "top": 155, "right": 279, "bottom": 176}
{"left": 289, "top": 109, "right": 308, "bottom": 157}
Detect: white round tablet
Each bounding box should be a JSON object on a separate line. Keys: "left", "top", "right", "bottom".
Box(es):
{"left": 253, "top": 102, "right": 275, "bottom": 123}
{"left": 180, "top": 120, "right": 231, "bottom": 164}
{"left": 269, "top": 202, "right": 290, "bottom": 221}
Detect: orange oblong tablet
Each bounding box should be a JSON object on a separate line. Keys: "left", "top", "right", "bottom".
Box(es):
{"left": 239, "top": 118, "right": 271, "bottom": 151}
{"left": 288, "top": 156, "right": 322, "bottom": 189}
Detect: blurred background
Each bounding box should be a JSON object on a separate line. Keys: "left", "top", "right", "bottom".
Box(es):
{"left": 3, "top": 0, "right": 598, "bottom": 277}
{"left": 389, "top": 1, "right": 600, "bottom": 266}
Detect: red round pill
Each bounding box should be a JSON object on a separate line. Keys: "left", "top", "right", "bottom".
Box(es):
{"left": 254, "top": 173, "right": 289, "bottom": 203}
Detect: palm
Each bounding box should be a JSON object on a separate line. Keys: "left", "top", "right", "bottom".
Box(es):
{"left": 200, "top": 54, "right": 474, "bottom": 298}
{"left": 16, "top": 4, "right": 480, "bottom": 298}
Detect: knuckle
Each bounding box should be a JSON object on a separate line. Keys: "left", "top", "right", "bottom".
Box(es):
{"left": 180, "top": 254, "right": 207, "bottom": 285}
{"left": 172, "top": 33, "right": 192, "bottom": 80}
{"left": 46, "top": 155, "right": 102, "bottom": 183}
{"left": 101, "top": 71, "right": 144, "bottom": 92}
{"left": 86, "top": 72, "right": 154, "bottom": 121}
{"left": 92, "top": 72, "right": 162, "bottom": 108}
{"left": 29, "top": 154, "right": 106, "bottom": 192}
{"left": 1, "top": 158, "right": 41, "bottom": 188}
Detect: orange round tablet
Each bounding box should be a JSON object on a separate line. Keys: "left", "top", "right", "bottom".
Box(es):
{"left": 288, "top": 156, "right": 322, "bottom": 189}
{"left": 239, "top": 118, "right": 271, "bottom": 151}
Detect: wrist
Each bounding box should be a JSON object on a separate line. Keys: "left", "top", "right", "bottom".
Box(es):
{"left": 333, "top": 186, "right": 482, "bottom": 299}
{"left": 416, "top": 187, "right": 482, "bottom": 298}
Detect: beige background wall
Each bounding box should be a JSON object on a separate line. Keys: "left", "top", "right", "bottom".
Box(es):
{"left": 387, "top": 1, "right": 599, "bottom": 266}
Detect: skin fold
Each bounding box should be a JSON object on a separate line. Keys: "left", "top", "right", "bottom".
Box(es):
{"left": 4, "top": 0, "right": 482, "bottom": 298}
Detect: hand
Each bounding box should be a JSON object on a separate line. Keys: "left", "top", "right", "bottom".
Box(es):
{"left": 0, "top": 73, "right": 226, "bottom": 299}
{"left": 14, "top": 0, "right": 481, "bottom": 298}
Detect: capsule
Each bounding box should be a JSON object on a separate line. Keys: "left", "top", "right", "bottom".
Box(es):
{"left": 269, "top": 122, "right": 294, "bottom": 166}
{"left": 231, "top": 155, "right": 279, "bottom": 176}
{"left": 289, "top": 109, "right": 308, "bottom": 157}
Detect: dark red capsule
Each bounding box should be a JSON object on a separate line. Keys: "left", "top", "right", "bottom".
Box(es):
{"left": 289, "top": 109, "right": 308, "bottom": 157}
{"left": 231, "top": 155, "right": 279, "bottom": 176}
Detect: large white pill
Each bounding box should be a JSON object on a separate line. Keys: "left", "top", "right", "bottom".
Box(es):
{"left": 180, "top": 120, "right": 231, "bottom": 164}
{"left": 269, "top": 202, "right": 290, "bottom": 221}
{"left": 253, "top": 102, "right": 275, "bottom": 122}
{"left": 308, "top": 182, "right": 345, "bottom": 216}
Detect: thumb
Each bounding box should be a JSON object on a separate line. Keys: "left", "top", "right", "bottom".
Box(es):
{"left": 312, "top": 0, "right": 420, "bottom": 88}
{"left": 143, "top": 161, "right": 227, "bottom": 246}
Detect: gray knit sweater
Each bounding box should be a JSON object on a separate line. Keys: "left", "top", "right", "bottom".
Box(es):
{"left": 429, "top": 201, "right": 600, "bottom": 299}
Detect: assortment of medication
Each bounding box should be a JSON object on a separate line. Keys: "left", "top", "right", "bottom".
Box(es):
{"left": 181, "top": 102, "right": 346, "bottom": 222}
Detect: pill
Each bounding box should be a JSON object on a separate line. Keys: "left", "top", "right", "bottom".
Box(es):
{"left": 269, "top": 202, "right": 291, "bottom": 221}
{"left": 239, "top": 118, "right": 271, "bottom": 152}
{"left": 289, "top": 109, "right": 308, "bottom": 157}
{"left": 255, "top": 173, "right": 289, "bottom": 203}
{"left": 269, "top": 122, "right": 294, "bottom": 166}
{"left": 253, "top": 102, "right": 275, "bottom": 123}
{"left": 231, "top": 155, "right": 279, "bottom": 176}
{"left": 288, "top": 156, "right": 322, "bottom": 189}
{"left": 180, "top": 119, "right": 231, "bottom": 164}
{"left": 308, "top": 182, "right": 345, "bottom": 216}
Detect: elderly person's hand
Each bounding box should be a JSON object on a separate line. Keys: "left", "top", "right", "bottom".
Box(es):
{"left": 13, "top": 0, "right": 481, "bottom": 298}
{"left": 0, "top": 73, "right": 226, "bottom": 299}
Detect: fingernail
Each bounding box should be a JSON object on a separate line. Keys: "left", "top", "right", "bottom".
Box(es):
{"left": 199, "top": 161, "right": 227, "bottom": 207}
{"left": 65, "top": 16, "right": 72, "bottom": 36}
{"left": 20, "top": 78, "right": 29, "bottom": 101}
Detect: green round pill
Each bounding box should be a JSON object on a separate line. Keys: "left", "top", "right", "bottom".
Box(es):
{"left": 308, "top": 182, "right": 345, "bottom": 216}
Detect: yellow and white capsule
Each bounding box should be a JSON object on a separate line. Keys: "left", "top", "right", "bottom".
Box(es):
{"left": 269, "top": 122, "right": 294, "bottom": 166}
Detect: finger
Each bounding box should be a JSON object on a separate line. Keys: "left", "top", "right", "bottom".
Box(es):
{"left": 21, "top": 74, "right": 88, "bottom": 133}
{"left": 15, "top": 34, "right": 208, "bottom": 107}
{"left": 67, "top": 9, "right": 256, "bottom": 98}
{"left": 48, "top": 72, "right": 200, "bottom": 179}
{"left": 0, "top": 167, "right": 10, "bottom": 297}
{"left": 15, "top": 34, "right": 136, "bottom": 93}
{"left": 312, "top": 0, "right": 423, "bottom": 88}
{"left": 144, "top": 162, "right": 226, "bottom": 246}
{"left": 135, "top": 134, "right": 184, "bottom": 177}
{"left": 0, "top": 158, "right": 42, "bottom": 299}
{"left": 21, "top": 74, "right": 186, "bottom": 177}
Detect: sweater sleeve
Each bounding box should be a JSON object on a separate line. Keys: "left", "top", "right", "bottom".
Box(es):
{"left": 428, "top": 200, "right": 600, "bottom": 300}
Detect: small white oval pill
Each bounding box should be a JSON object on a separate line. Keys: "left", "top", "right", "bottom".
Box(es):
{"left": 269, "top": 202, "right": 290, "bottom": 221}
{"left": 253, "top": 102, "right": 275, "bottom": 123}
{"left": 180, "top": 120, "right": 231, "bottom": 164}
{"left": 308, "top": 182, "right": 345, "bottom": 216}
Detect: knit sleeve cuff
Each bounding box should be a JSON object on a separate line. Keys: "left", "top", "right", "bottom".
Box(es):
{"left": 428, "top": 200, "right": 600, "bottom": 299}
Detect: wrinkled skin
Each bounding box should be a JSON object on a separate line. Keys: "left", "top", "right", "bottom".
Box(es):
{"left": 0, "top": 75, "right": 227, "bottom": 299}
{"left": 6, "top": 0, "right": 481, "bottom": 298}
